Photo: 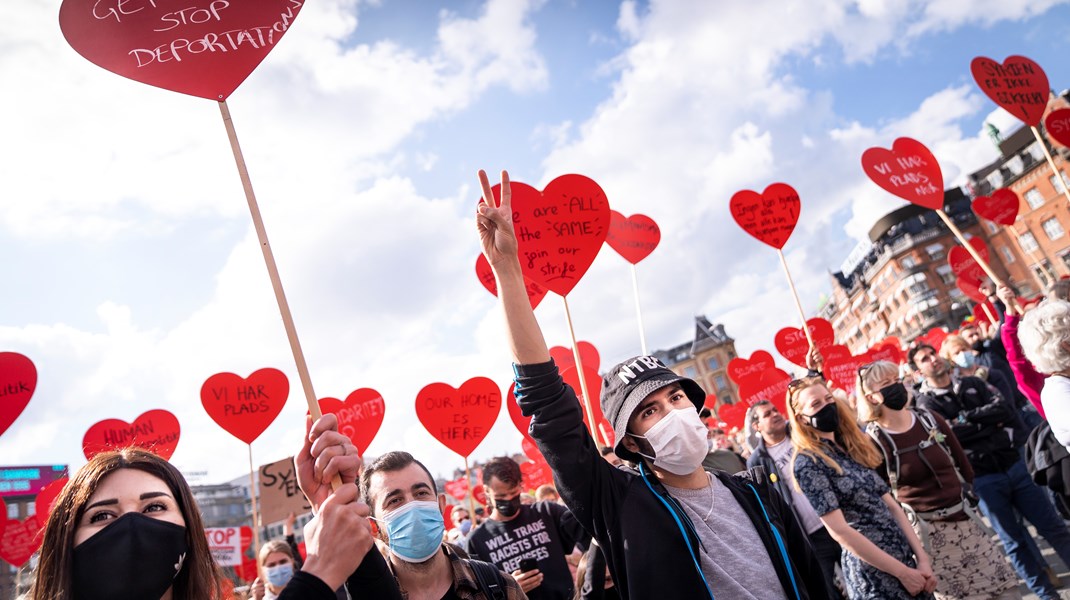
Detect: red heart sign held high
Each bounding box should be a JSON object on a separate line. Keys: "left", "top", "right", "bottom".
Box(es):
{"left": 473, "top": 483, "right": 487, "bottom": 506}
{"left": 774, "top": 318, "right": 835, "bottom": 367}
{"left": 549, "top": 342, "right": 601, "bottom": 373}
{"left": 821, "top": 344, "right": 852, "bottom": 364}
{"left": 736, "top": 368, "right": 791, "bottom": 415}
{"left": 520, "top": 460, "right": 553, "bottom": 490}
{"left": 729, "top": 183, "right": 801, "bottom": 250}
{"left": 862, "top": 138, "right": 944, "bottom": 210}
{"left": 971, "top": 55, "right": 1050, "bottom": 127}
{"left": 318, "top": 388, "right": 386, "bottom": 456}
{"left": 972, "top": 189, "right": 1020, "bottom": 226}
{"left": 727, "top": 351, "right": 776, "bottom": 385}
{"left": 35, "top": 478, "right": 70, "bottom": 525}
{"left": 703, "top": 394, "right": 719, "bottom": 410}
{"left": 59, "top": 0, "right": 305, "bottom": 101}
{"left": 0, "top": 506, "right": 40, "bottom": 568}
{"left": 444, "top": 477, "right": 469, "bottom": 502}
{"left": 0, "top": 352, "right": 37, "bottom": 439}
{"left": 475, "top": 254, "right": 549, "bottom": 310}
{"left": 948, "top": 237, "right": 990, "bottom": 277}
{"left": 916, "top": 328, "right": 949, "bottom": 352}
{"left": 201, "top": 368, "right": 289, "bottom": 445}
{"left": 561, "top": 366, "right": 611, "bottom": 438}
{"left": 484, "top": 175, "right": 611, "bottom": 296}
{"left": 974, "top": 301, "right": 997, "bottom": 325}
{"left": 823, "top": 354, "right": 865, "bottom": 395}
{"left": 866, "top": 342, "right": 903, "bottom": 366}
{"left": 415, "top": 378, "right": 501, "bottom": 458}
{"left": 82, "top": 409, "right": 181, "bottom": 460}
{"left": 957, "top": 276, "right": 986, "bottom": 304}
{"left": 717, "top": 403, "right": 748, "bottom": 431}
{"left": 521, "top": 436, "right": 543, "bottom": 462}
{"left": 1045, "top": 109, "right": 1070, "bottom": 148}
{"left": 606, "top": 211, "right": 661, "bottom": 264}
{"left": 506, "top": 383, "right": 531, "bottom": 438}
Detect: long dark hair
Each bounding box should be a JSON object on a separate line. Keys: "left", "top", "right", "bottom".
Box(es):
{"left": 31, "top": 447, "right": 224, "bottom": 599}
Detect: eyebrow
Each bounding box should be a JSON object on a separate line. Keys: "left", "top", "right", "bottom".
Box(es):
{"left": 638, "top": 384, "right": 684, "bottom": 413}
{"left": 85, "top": 491, "right": 173, "bottom": 511}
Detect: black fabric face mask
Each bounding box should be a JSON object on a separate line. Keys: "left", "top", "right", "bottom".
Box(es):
{"left": 807, "top": 403, "right": 840, "bottom": 433}
{"left": 879, "top": 382, "right": 909, "bottom": 411}
{"left": 494, "top": 495, "right": 522, "bottom": 518}
{"left": 73, "top": 512, "right": 189, "bottom": 600}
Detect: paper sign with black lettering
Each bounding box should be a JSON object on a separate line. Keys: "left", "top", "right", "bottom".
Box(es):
{"left": 201, "top": 368, "right": 288, "bottom": 444}
{"left": 205, "top": 526, "right": 252, "bottom": 567}
{"left": 317, "top": 388, "right": 385, "bottom": 456}
{"left": 415, "top": 378, "right": 501, "bottom": 458}
{"left": 0, "top": 352, "right": 36, "bottom": 440}
{"left": 82, "top": 409, "right": 181, "bottom": 460}
{"left": 730, "top": 183, "right": 801, "bottom": 249}
{"left": 258, "top": 456, "right": 311, "bottom": 525}
{"left": 861, "top": 138, "right": 944, "bottom": 210}
{"left": 59, "top": 0, "right": 305, "bottom": 101}
{"left": 971, "top": 55, "right": 1050, "bottom": 127}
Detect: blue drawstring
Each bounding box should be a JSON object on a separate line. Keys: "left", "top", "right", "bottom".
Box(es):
{"left": 639, "top": 463, "right": 715, "bottom": 599}
{"left": 747, "top": 483, "right": 802, "bottom": 600}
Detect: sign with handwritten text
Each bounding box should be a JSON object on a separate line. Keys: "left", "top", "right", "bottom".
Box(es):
{"left": 730, "top": 183, "right": 801, "bottom": 249}
{"left": 862, "top": 137, "right": 944, "bottom": 210}
{"left": 971, "top": 55, "right": 1050, "bottom": 127}
{"left": 205, "top": 526, "right": 252, "bottom": 567}
{"left": 201, "top": 368, "right": 289, "bottom": 445}
{"left": 258, "top": 456, "right": 311, "bottom": 525}
{"left": 0, "top": 352, "right": 36, "bottom": 440}
{"left": 415, "top": 378, "right": 501, "bottom": 457}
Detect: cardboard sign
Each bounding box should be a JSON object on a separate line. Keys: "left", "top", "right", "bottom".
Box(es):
{"left": 729, "top": 183, "right": 801, "bottom": 250}
{"left": 0, "top": 352, "right": 36, "bottom": 439}
{"left": 475, "top": 254, "right": 548, "bottom": 310}
{"left": 484, "top": 175, "right": 611, "bottom": 296}
{"left": 35, "top": 478, "right": 69, "bottom": 524}
{"left": 59, "top": 0, "right": 305, "bottom": 101}
{"left": 606, "top": 211, "right": 661, "bottom": 264}
{"left": 1044, "top": 108, "right": 1070, "bottom": 148}
{"left": 948, "top": 237, "right": 990, "bottom": 276}
{"left": 258, "top": 456, "right": 311, "bottom": 525}
{"left": 717, "top": 403, "right": 748, "bottom": 431}
{"left": 861, "top": 137, "right": 944, "bottom": 210}
{"left": 727, "top": 350, "right": 776, "bottom": 385}
{"left": 561, "top": 365, "right": 611, "bottom": 438}
{"left": 0, "top": 510, "right": 39, "bottom": 568}
{"left": 415, "top": 378, "right": 501, "bottom": 457}
{"left": 201, "top": 368, "right": 289, "bottom": 444}
{"left": 506, "top": 382, "right": 531, "bottom": 438}
{"left": 971, "top": 55, "right": 1050, "bottom": 127}
{"left": 972, "top": 188, "right": 1019, "bottom": 225}
{"left": 317, "top": 388, "right": 385, "bottom": 456}
{"left": 823, "top": 354, "right": 865, "bottom": 395}
{"left": 205, "top": 526, "right": 252, "bottom": 567}
{"left": 774, "top": 318, "right": 835, "bottom": 367}
{"left": 82, "top": 409, "right": 181, "bottom": 460}
{"left": 736, "top": 368, "right": 790, "bottom": 415}
{"left": 548, "top": 341, "right": 601, "bottom": 373}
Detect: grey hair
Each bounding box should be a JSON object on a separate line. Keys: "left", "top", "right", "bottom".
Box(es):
{"left": 1019, "top": 299, "right": 1070, "bottom": 374}
{"left": 855, "top": 361, "right": 901, "bottom": 423}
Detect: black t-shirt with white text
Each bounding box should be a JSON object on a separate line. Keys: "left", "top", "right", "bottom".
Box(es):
{"left": 463, "top": 502, "right": 586, "bottom": 600}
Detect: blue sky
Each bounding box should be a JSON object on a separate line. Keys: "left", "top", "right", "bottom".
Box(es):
{"left": 2, "top": 0, "right": 1070, "bottom": 486}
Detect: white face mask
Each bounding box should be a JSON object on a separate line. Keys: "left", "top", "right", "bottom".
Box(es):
{"left": 629, "top": 408, "right": 709, "bottom": 475}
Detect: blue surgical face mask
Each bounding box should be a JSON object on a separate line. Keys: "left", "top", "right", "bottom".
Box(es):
{"left": 381, "top": 500, "right": 445, "bottom": 563}
{"left": 265, "top": 562, "right": 294, "bottom": 588}
{"left": 953, "top": 351, "right": 977, "bottom": 369}
{"left": 459, "top": 519, "right": 472, "bottom": 534}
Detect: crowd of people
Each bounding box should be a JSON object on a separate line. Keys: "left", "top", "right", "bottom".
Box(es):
{"left": 19, "top": 169, "right": 1070, "bottom": 599}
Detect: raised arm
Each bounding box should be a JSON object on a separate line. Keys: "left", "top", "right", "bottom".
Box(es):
{"left": 476, "top": 169, "right": 551, "bottom": 365}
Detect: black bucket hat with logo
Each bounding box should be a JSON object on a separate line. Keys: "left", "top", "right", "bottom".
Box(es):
{"left": 600, "top": 356, "right": 706, "bottom": 462}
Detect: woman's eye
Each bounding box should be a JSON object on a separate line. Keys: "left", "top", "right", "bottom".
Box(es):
{"left": 88, "top": 511, "right": 112, "bottom": 524}
{"left": 144, "top": 502, "right": 167, "bottom": 513}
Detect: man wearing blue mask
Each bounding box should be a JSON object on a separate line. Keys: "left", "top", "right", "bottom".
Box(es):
{"left": 359, "top": 452, "right": 527, "bottom": 600}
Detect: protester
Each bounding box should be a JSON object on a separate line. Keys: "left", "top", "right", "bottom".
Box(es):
{"left": 447, "top": 506, "right": 475, "bottom": 543}
{"left": 359, "top": 450, "right": 526, "bottom": 599}
{"left": 30, "top": 447, "right": 226, "bottom": 600}
{"left": 464, "top": 456, "right": 587, "bottom": 600}
{"left": 535, "top": 484, "right": 562, "bottom": 503}
{"left": 476, "top": 169, "right": 828, "bottom": 600}
{"left": 701, "top": 426, "right": 747, "bottom": 473}
{"left": 574, "top": 543, "right": 617, "bottom": 600}
{"left": 938, "top": 334, "right": 1031, "bottom": 447}
{"left": 252, "top": 540, "right": 298, "bottom": 600}
{"left": 997, "top": 285, "right": 1046, "bottom": 418}
{"left": 746, "top": 399, "right": 844, "bottom": 599}
{"left": 960, "top": 317, "right": 1041, "bottom": 431}
{"left": 1019, "top": 298, "right": 1070, "bottom": 447}
{"left": 856, "top": 361, "right": 1020, "bottom": 600}
{"left": 909, "top": 344, "right": 1070, "bottom": 600}
{"left": 788, "top": 375, "right": 936, "bottom": 599}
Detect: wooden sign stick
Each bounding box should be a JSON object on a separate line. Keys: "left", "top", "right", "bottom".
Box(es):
{"left": 464, "top": 457, "right": 476, "bottom": 519}
{"left": 247, "top": 444, "right": 262, "bottom": 554}
{"left": 933, "top": 210, "right": 1004, "bottom": 287}
{"left": 777, "top": 249, "right": 815, "bottom": 349}
{"left": 562, "top": 296, "right": 608, "bottom": 447}
{"left": 981, "top": 303, "right": 997, "bottom": 325}
{"left": 1031, "top": 126, "right": 1070, "bottom": 204}
{"left": 630, "top": 264, "right": 649, "bottom": 356}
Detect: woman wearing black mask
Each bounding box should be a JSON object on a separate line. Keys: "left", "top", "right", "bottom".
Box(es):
{"left": 788, "top": 376, "right": 936, "bottom": 599}
{"left": 31, "top": 447, "right": 225, "bottom": 600}
{"left": 857, "top": 361, "right": 1020, "bottom": 600}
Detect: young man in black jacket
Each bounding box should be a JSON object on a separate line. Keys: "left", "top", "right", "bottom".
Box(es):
{"left": 476, "top": 169, "right": 828, "bottom": 600}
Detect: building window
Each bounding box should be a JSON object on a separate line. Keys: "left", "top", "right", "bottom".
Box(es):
{"left": 684, "top": 366, "right": 697, "bottom": 379}
{"left": 707, "top": 356, "right": 720, "bottom": 371}
{"left": 925, "top": 243, "right": 945, "bottom": 261}
{"left": 900, "top": 255, "right": 918, "bottom": 269}
{"left": 1025, "top": 188, "right": 1045, "bottom": 209}
{"left": 1050, "top": 171, "right": 1070, "bottom": 192}
{"left": 985, "top": 221, "right": 999, "bottom": 233}
{"left": 987, "top": 170, "right": 1004, "bottom": 189}
{"left": 1034, "top": 265, "right": 1051, "bottom": 288}
{"left": 1043, "top": 218, "right": 1065, "bottom": 241}
{"left": 1061, "top": 252, "right": 1070, "bottom": 274}
{"left": 7, "top": 503, "right": 17, "bottom": 519}
{"left": 1019, "top": 232, "right": 1040, "bottom": 252}
{"left": 714, "top": 375, "right": 726, "bottom": 391}
{"left": 1000, "top": 246, "right": 1016, "bottom": 264}
{"left": 935, "top": 264, "right": 955, "bottom": 285}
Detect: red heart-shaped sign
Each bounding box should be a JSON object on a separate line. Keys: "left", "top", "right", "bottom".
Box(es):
{"left": 821, "top": 344, "right": 852, "bottom": 364}
{"left": 475, "top": 254, "right": 548, "bottom": 310}
{"left": 973, "top": 301, "right": 997, "bottom": 325}
{"left": 916, "top": 328, "right": 949, "bottom": 353}
{"left": 727, "top": 350, "right": 776, "bottom": 385}
{"left": 549, "top": 342, "right": 601, "bottom": 373}
{"left": 956, "top": 275, "right": 986, "bottom": 304}
{"left": 473, "top": 481, "right": 487, "bottom": 506}
{"left": 520, "top": 459, "right": 554, "bottom": 490}
{"left": 444, "top": 477, "right": 469, "bottom": 502}
{"left": 823, "top": 354, "right": 865, "bottom": 395}
{"left": 317, "top": 388, "right": 385, "bottom": 456}
{"left": 82, "top": 409, "right": 181, "bottom": 460}
{"left": 443, "top": 506, "right": 455, "bottom": 530}
{"left": 862, "top": 138, "right": 944, "bottom": 210}
{"left": 729, "top": 183, "right": 801, "bottom": 250}
{"left": 506, "top": 383, "right": 531, "bottom": 438}
{"left": 0, "top": 512, "right": 40, "bottom": 568}
{"left": 736, "top": 368, "right": 791, "bottom": 415}
{"left": 774, "top": 318, "right": 836, "bottom": 367}
{"left": 717, "top": 403, "right": 748, "bottom": 431}
{"left": 972, "top": 189, "right": 1020, "bottom": 226}
{"left": 485, "top": 175, "right": 611, "bottom": 296}
{"left": 200, "top": 368, "right": 289, "bottom": 445}
{"left": 606, "top": 211, "right": 661, "bottom": 264}
{"left": 0, "top": 352, "right": 37, "bottom": 439}
{"left": 948, "top": 237, "right": 990, "bottom": 277}
{"left": 971, "top": 55, "right": 1050, "bottom": 127}
{"left": 35, "top": 478, "right": 69, "bottom": 524}
{"left": 561, "top": 366, "right": 612, "bottom": 441}
{"left": 1045, "top": 108, "right": 1070, "bottom": 148}
{"left": 521, "top": 436, "right": 543, "bottom": 462}
{"left": 866, "top": 342, "right": 903, "bottom": 366}
{"left": 415, "top": 378, "right": 501, "bottom": 458}
{"left": 59, "top": 0, "right": 305, "bottom": 101}
{"left": 235, "top": 553, "right": 259, "bottom": 583}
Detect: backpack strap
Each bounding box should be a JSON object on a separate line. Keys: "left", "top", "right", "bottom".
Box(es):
{"left": 467, "top": 559, "right": 507, "bottom": 600}
{"left": 865, "top": 422, "right": 899, "bottom": 494}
